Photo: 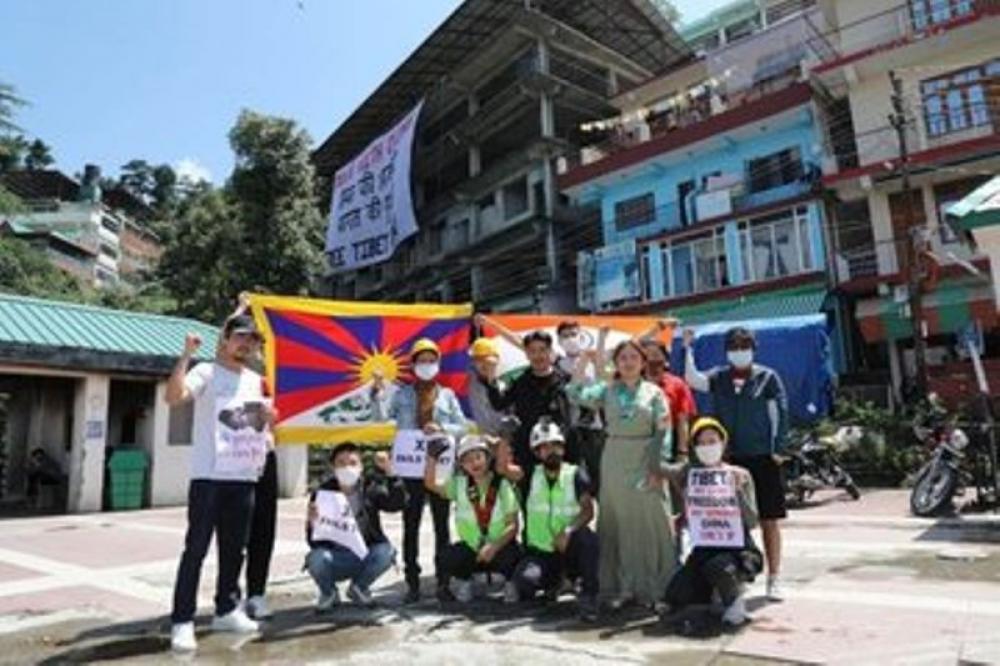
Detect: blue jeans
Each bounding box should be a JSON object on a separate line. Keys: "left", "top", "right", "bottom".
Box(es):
{"left": 306, "top": 542, "right": 395, "bottom": 596}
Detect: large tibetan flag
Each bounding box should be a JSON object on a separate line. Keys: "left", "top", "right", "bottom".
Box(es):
{"left": 249, "top": 296, "right": 472, "bottom": 445}
{"left": 480, "top": 313, "right": 674, "bottom": 377}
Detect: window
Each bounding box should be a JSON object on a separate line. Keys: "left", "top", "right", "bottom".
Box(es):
{"left": 742, "top": 207, "right": 812, "bottom": 281}
{"left": 614, "top": 193, "right": 655, "bottom": 232}
{"left": 910, "top": 0, "right": 974, "bottom": 29}
{"left": 100, "top": 217, "right": 121, "bottom": 234}
{"left": 502, "top": 177, "right": 529, "bottom": 220}
{"left": 100, "top": 244, "right": 118, "bottom": 260}
{"left": 922, "top": 59, "right": 998, "bottom": 137}
{"left": 168, "top": 402, "right": 194, "bottom": 445}
{"left": 747, "top": 147, "right": 803, "bottom": 193}
{"left": 725, "top": 16, "right": 760, "bottom": 43}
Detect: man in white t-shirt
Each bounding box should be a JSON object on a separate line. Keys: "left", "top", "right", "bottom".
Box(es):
{"left": 166, "top": 315, "right": 275, "bottom": 653}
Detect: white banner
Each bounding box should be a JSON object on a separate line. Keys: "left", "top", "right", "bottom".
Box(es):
{"left": 326, "top": 100, "right": 424, "bottom": 273}
{"left": 312, "top": 490, "right": 369, "bottom": 560}
{"left": 391, "top": 429, "right": 455, "bottom": 481}
{"left": 686, "top": 468, "right": 745, "bottom": 549}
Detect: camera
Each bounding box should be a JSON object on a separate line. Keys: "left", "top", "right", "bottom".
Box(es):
{"left": 426, "top": 435, "right": 450, "bottom": 460}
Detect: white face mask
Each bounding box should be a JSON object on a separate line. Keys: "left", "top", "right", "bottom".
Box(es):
{"left": 334, "top": 465, "right": 363, "bottom": 489}
{"left": 695, "top": 443, "right": 724, "bottom": 466}
{"left": 414, "top": 362, "right": 440, "bottom": 382}
{"left": 727, "top": 350, "right": 754, "bottom": 369}
{"left": 560, "top": 335, "right": 581, "bottom": 356}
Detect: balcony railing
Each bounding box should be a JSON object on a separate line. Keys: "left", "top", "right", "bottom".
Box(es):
{"left": 812, "top": 0, "right": 995, "bottom": 68}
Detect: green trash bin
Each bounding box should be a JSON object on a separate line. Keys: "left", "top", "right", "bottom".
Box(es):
{"left": 107, "top": 449, "right": 148, "bottom": 510}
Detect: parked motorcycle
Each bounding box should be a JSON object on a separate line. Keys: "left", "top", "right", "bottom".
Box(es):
{"left": 909, "top": 421, "right": 972, "bottom": 517}
{"left": 783, "top": 427, "right": 862, "bottom": 505}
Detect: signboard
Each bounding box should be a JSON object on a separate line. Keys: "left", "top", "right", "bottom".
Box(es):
{"left": 594, "top": 239, "right": 641, "bottom": 306}
{"left": 391, "top": 429, "right": 455, "bottom": 481}
{"left": 312, "top": 490, "right": 369, "bottom": 559}
{"left": 686, "top": 468, "right": 745, "bottom": 549}
{"left": 325, "top": 101, "right": 424, "bottom": 273}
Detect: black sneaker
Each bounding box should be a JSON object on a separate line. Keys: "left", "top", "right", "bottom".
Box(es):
{"left": 578, "top": 596, "right": 599, "bottom": 623}
{"left": 404, "top": 582, "right": 421, "bottom": 604}
{"left": 436, "top": 583, "right": 456, "bottom": 603}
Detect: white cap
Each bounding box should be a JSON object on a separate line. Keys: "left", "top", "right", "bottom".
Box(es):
{"left": 457, "top": 434, "right": 490, "bottom": 460}
{"left": 530, "top": 419, "right": 565, "bottom": 450}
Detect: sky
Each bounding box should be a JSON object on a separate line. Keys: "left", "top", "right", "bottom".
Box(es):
{"left": 2, "top": 0, "right": 735, "bottom": 185}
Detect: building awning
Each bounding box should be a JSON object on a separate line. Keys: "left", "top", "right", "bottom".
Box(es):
{"left": 856, "top": 277, "right": 997, "bottom": 343}
{"left": 667, "top": 283, "right": 829, "bottom": 326}
{"left": 947, "top": 175, "right": 1000, "bottom": 231}
{"left": 0, "top": 294, "right": 218, "bottom": 375}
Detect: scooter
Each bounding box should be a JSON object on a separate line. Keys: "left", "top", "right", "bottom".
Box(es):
{"left": 783, "top": 427, "right": 862, "bottom": 505}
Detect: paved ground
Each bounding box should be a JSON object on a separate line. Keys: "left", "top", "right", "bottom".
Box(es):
{"left": 0, "top": 489, "right": 998, "bottom": 665}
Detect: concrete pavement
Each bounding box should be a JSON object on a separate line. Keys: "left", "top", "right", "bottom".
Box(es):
{"left": 0, "top": 489, "right": 998, "bottom": 664}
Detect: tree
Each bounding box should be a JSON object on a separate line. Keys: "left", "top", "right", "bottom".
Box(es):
{"left": 0, "top": 184, "right": 23, "bottom": 215}
{"left": 151, "top": 164, "right": 178, "bottom": 214}
{"left": 0, "top": 237, "right": 85, "bottom": 300}
{"left": 227, "top": 110, "right": 324, "bottom": 299}
{"left": 119, "top": 159, "right": 155, "bottom": 200}
{"left": 24, "top": 139, "right": 53, "bottom": 170}
{"left": 0, "top": 83, "right": 25, "bottom": 134}
{"left": 0, "top": 135, "right": 28, "bottom": 172}
{"left": 158, "top": 186, "right": 243, "bottom": 322}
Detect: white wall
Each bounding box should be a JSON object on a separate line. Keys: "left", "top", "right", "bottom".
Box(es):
{"left": 149, "top": 381, "right": 191, "bottom": 507}
{"left": 68, "top": 374, "right": 110, "bottom": 513}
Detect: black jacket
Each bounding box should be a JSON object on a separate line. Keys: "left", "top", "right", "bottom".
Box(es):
{"left": 487, "top": 367, "right": 572, "bottom": 467}
{"left": 306, "top": 471, "right": 406, "bottom": 549}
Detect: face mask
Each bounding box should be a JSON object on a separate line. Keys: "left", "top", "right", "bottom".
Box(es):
{"left": 727, "top": 350, "right": 754, "bottom": 369}
{"left": 695, "top": 443, "right": 724, "bottom": 467}
{"left": 543, "top": 452, "right": 563, "bottom": 470}
{"left": 560, "top": 336, "right": 581, "bottom": 356}
{"left": 414, "top": 362, "right": 439, "bottom": 382}
{"left": 334, "top": 465, "right": 362, "bottom": 488}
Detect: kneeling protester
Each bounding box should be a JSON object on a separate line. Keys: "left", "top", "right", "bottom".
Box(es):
{"left": 306, "top": 443, "right": 405, "bottom": 613}
{"left": 514, "top": 418, "right": 600, "bottom": 622}
{"left": 425, "top": 434, "right": 522, "bottom": 604}
{"left": 662, "top": 417, "right": 763, "bottom": 627}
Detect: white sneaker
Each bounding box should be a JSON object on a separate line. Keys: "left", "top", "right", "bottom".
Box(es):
{"left": 503, "top": 581, "right": 519, "bottom": 604}
{"left": 722, "top": 596, "right": 748, "bottom": 626}
{"left": 170, "top": 622, "right": 197, "bottom": 652}
{"left": 347, "top": 583, "right": 375, "bottom": 607}
{"left": 766, "top": 575, "right": 785, "bottom": 602}
{"left": 245, "top": 595, "right": 273, "bottom": 620}
{"left": 316, "top": 588, "right": 340, "bottom": 612}
{"left": 211, "top": 607, "right": 259, "bottom": 634}
{"left": 454, "top": 579, "right": 474, "bottom": 603}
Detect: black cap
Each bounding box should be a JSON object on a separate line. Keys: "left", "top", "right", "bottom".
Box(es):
{"left": 223, "top": 315, "right": 261, "bottom": 339}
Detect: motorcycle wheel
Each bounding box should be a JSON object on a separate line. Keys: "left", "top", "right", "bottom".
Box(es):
{"left": 834, "top": 466, "right": 862, "bottom": 500}
{"left": 910, "top": 462, "right": 958, "bottom": 517}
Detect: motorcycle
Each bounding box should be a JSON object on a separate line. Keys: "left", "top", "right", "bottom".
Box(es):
{"left": 909, "top": 421, "right": 972, "bottom": 517}
{"left": 783, "top": 427, "right": 862, "bottom": 505}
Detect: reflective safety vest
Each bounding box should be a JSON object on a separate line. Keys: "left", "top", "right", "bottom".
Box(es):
{"left": 525, "top": 464, "right": 580, "bottom": 553}
{"left": 454, "top": 474, "right": 512, "bottom": 551}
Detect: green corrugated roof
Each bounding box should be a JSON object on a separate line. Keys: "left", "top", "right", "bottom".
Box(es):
{"left": 667, "top": 283, "right": 829, "bottom": 326}
{"left": 0, "top": 293, "right": 218, "bottom": 362}
{"left": 947, "top": 176, "right": 1000, "bottom": 231}
{"left": 680, "top": 0, "right": 759, "bottom": 40}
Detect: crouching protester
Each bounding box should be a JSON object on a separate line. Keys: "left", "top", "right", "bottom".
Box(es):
{"left": 661, "top": 417, "right": 763, "bottom": 627}
{"left": 305, "top": 443, "right": 405, "bottom": 613}
{"left": 424, "top": 434, "right": 523, "bottom": 604}
{"left": 513, "top": 419, "right": 600, "bottom": 622}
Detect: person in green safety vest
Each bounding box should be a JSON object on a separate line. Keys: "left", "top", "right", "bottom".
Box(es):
{"left": 512, "top": 418, "right": 600, "bottom": 623}
{"left": 425, "top": 434, "right": 523, "bottom": 604}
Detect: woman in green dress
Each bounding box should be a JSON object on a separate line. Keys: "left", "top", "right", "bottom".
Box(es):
{"left": 567, "top": 339, "right": 676, "bottom": 609}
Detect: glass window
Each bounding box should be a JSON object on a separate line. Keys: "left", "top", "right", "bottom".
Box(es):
{"left": 614, "top": 193, "right": 656, "bottom": 232}
{"left": 947, "top": 89, "right": 968, "bottom": 130}
{"left": 774, "top": 219, "right": 797, "bottom": 276}
{"left": 925, "top": 95, "right": 946, "bottom": 136}
{"left": 693, "top": 236, "right": 720, "bottom": 292}
{"left": 798, "top": 211, "right": 814, "bottom": 271}
{"left": 751, "top": 225, "right": 776, "bottom": 279}
{"left": 968, "top": 84, "right": 989, "bottom": 126}
{"left": 670, "top": 245, "right": 693, "bottom": 297}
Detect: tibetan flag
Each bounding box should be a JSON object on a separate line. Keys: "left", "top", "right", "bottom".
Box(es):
{"left": 249, "top": 295, "right": 472, "bottom": 445}
{"left": 480, "top": 313, "right": 673, "bottom": 377}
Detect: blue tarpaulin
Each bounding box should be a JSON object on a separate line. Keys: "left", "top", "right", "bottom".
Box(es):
{"left": 670, "top": 314, "right": 834, "bottom": 426}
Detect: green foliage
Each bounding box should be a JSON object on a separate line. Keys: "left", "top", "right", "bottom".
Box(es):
{"left": 24, "top": 139, "right": 53, "bottom": 170}
{"left": 0, "top": 184, "right": 24, "bottom": 215}
{"left": 0, "top": 237, "right": 87, "bottom": 300}
{"left": 0, "top": 135, "right": 28, "bottom": 172}
{"left": 159, "top": 110, "right": 324, "bottom": 323}
{"left": 790, "top": 398, "right": 927, "bottom": 486}
{"left": 0, "top": 83, "right": 25, "bottom": 134}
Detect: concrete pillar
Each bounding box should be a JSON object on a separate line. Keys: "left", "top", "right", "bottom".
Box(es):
{"left": 68, "top": 374, "right": 110, "bottom": 513}
{"left": 276, "top": 445, "right": 308, "bottom": 498}
{"left": 867, "top": 192, "right": 897, "bottom": 274}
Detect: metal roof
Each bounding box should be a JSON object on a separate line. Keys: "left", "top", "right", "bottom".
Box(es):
{"left": 0, "top": 293, "right": 218, "bottom": 372}
{"left": 313, "top": 0, "right": 691, "bottom": 176}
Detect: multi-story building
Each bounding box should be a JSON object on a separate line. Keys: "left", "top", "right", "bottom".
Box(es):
{"left": 313, "top": 0, "right": 691, "bottom": 312}
{"left": 0, "top": 167, "right": 163, "bottom": 289}
{"left": 812, "top": 0, "right": 1000, "bottom": 400}
{"left": 559, "top": 0, "right": 834, "bottom": 329}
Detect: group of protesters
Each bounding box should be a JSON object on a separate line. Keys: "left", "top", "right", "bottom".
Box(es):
{"left": 165, "top": 301, "right": 789, "bottom": 654}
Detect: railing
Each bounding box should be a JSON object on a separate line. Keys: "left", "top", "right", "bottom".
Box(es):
{"left": 811, "top": 0, "right": 992, "bottom": 67}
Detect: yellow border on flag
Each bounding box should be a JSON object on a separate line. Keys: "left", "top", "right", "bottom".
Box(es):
{"left": 247, "top": 294, "right": 472, "bottom": 445}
